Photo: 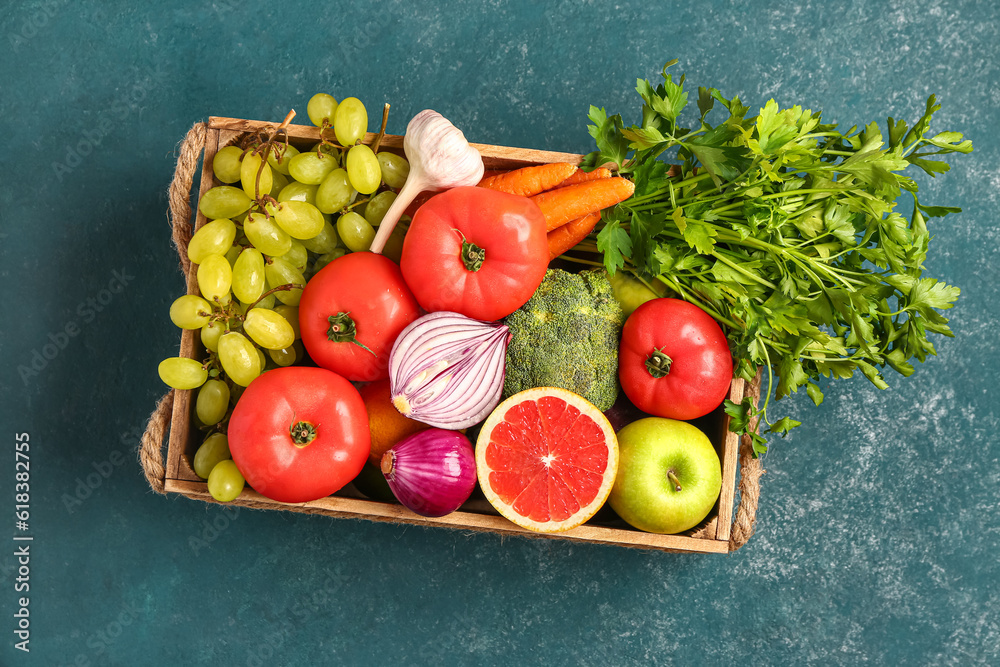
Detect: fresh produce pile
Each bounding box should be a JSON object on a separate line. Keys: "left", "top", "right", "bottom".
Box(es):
{"left": 158, "top": 63, "right": 969, "bottom": 536}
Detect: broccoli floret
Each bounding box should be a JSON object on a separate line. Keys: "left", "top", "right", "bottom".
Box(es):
{"left": 502, "top": 269, "right": 625, "bottom": 411}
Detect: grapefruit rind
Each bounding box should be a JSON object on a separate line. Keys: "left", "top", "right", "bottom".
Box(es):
{"left": 475, "top": 387, "right": 619, "bottom": 533}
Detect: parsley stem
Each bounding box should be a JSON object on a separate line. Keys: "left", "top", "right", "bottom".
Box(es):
{"left": 712, "top": 251, "right": 777, "bottom": 289}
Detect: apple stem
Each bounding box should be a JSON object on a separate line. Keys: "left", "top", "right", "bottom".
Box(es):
{"left": 667, "top": 469, "right": 682, "bottom": 492}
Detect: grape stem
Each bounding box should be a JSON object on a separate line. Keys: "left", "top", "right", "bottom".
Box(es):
{"left": 371, "top": 103, "right": 391, "bottom": 153}
{"left": 245, "top": 283, "right": 305, "bottom": 312}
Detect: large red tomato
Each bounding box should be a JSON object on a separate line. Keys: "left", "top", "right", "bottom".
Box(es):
{"left": 227, "top": 366, "right": 369, "bottom": 503}
{"left": 299, "top": 252, "right": 420, "bottom": 382}
{"left": 399, "top": 186, "right": 549, "bottom": 321}
{"left": 618, "top": 298, "right": 733, "bottom": 420}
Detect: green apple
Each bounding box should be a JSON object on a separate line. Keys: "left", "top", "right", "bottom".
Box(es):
{"left": 609, "top": 417, "right": 722, "bottom": 534}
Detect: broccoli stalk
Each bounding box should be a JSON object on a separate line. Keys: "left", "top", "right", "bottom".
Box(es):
{"left": 502, "top": 269, "right": 625, "bottom": 411}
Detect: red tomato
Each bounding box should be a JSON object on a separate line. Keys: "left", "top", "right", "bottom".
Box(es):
{"left": 618, "top": 298, "right": 733, "bottom": 420}
{"left": 399, "top": 186, "right": 549, "bottom": 321}
{"left": 299, "top": 252, "right": 420, "bottom": 382}
{"left": 227, "top": 366, "right": 369, "bottom": 503}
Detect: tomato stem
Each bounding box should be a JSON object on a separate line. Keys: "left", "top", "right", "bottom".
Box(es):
{"left": 327, "top": 312, "right": 376, "bottom": 356}
{"left": 453, "top": 229, "right": 485, "bottom": 272}
{"left": 290, "top": 421, "right": 317, "bottom": 446}
{"left": 645, "top": 348, "right": 672, "bottom": 378}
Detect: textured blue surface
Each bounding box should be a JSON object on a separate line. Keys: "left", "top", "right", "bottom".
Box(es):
{"left": 1, "top": 0, "right": 997, "bottom": 664}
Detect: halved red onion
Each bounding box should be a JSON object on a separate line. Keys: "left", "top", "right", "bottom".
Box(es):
{"left": 381, "top": 429, "right": 477, "bottom": 517}
{"left": 388, "top": 311, "right": 509, "bottom": 429}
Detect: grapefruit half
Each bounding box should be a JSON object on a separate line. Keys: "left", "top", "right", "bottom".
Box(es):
{"left": 476, "top": 387, "right": 619, "bottom": 533}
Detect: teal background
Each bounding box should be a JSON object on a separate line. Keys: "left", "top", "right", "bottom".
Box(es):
{"left": 1, "top": 0, "right": 997, "bottom": 664}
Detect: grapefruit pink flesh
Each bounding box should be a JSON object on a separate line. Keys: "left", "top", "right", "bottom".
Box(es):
{"left": 477, "top": 388, "right": 618, "bottom": 532}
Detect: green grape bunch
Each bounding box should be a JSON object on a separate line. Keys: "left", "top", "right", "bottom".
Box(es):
{"left": 156, "top": 93, "right": 413, "bottom": 501}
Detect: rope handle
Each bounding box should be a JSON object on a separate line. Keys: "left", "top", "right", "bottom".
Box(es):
{"left": 138, "top": 121, "right": 765, "bottom": 551}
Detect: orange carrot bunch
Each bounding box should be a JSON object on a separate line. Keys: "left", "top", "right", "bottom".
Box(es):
{"left": 478, "top": 162, "right": 634, "bottom": 259}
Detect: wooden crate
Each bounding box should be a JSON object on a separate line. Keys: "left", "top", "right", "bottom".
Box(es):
{"left": 162, "top": 116, "right": 759, "bottom": 554}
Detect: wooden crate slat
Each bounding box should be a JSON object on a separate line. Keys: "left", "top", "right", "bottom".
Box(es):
{"left": 715, "top": 377, "right": 746, "bottom": 542}
{"left": 164, "top": 480, "right": 730, "bottom": 554}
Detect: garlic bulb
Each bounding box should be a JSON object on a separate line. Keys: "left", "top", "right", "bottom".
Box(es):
{"left": 369, "top": 110, "right": 484, "bottom": 254}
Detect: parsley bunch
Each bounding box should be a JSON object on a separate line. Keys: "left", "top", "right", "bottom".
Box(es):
{"left": 581, "top": 61, "right": 972, "bottom": 455}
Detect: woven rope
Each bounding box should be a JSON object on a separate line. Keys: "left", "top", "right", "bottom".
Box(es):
{"left": 139, "top": 123, "right": 765, "bottom": 550}
{"left": 168, "top": 122, "right": 207, "bottom": 276}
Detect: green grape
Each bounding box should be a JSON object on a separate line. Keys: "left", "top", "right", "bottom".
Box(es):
{"left": 313, "top": 248, "right": 348, "bottom": 274}
{"left": 244, "top": 308, "right": 296, "bottom": 350}
{"left": 229, "top": 383, "right": 245, "bottom": 405}
{"left": 199, "top": 186, "right": 252, "bottom": 220}
{"left": 300, "top": 220, "right": 339, "bottom": 254}
{"left": 264, "top": 257, "right": 305, "bottom": 306}
{"left": 212, "top": 145, "right": 244, "bottom": 183}
{"left": 336, "top": 212, "right": 375, "bottom": 252}
{"left": 382, "top": 225, "right": 407, "bottom": 264}
{"left": 187, "top": 218, "right": 237, "bottom": 264}
{"left": 307, "top": 93, "right": 339, "bottom": 127}
{"left": 267, "top": 143, "right": 300, "bottom": 175}
{"left": 334, "top": 97, "right": 368, "bottom": 146}
{"left": 196, "top": 379, "right": 230, "bottom": 426}
{"left": 207, "top": 460, "right": 244, "bottom": 502}
{"left": 288, "top": 151, "right": 338, "bottom": 185}
{"left": 256, "top": 346, "right": 267, "bottom": 372}
{"left": 218, "top": 332, "right": 261, "bottom": 386}
{"left": 224, "top": 244, "right": 242, "bottom": 268}
{"left": 311, "top": 249, "right": 342, "bottom": 274}
{"left": 280, "top": 239, "right": 309, "bottom": 272}
{"left": 364, "top": 190, "right": 397, "bottom": 227}
{"left": 278, "top": 181, "right": 319, "bottom": 206}
{"left": 170, "top": 294, "right": 213, "bottom": 330}
{"left": 268, "top": 169, "right": 290, "bottom": 198}
{"left": 201, "top": 321, "right": 224, "bottom": 352}
{"left": 269, "top": 345, "right": 297, "bottom": 367}
{"left": 193, "top": 433, "right": 231, "bottom": 480}
{"left": 272, "top": 304, "right": 301, "bottom": 339}
{"left": 196, "top": 254, "right": 233, "bottom": 303}
{"left": 315, "top": 168, "right": 356, "bottom": 214}
{"left": 244, "top": 211, "right": 292, "bottom": 257}
{"left": 377, "top": 152, "right": 410, "bottom": 189}
{"left": 345, "top": 144, "right": 381, "bottom": 195}
{"left": 240, "top": 152, "right": 273, "bottom": 199}
{"left": 232, "top": 248, "right": 265, "bottom": 303}
{"left": 158, "top": 357, "right": 208, "bottom": 390}
{"left": 273, "top": 200, "right": 325, "bottom": 239}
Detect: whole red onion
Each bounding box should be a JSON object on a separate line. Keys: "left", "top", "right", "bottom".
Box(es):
{"left": 380, "top": 429, "right": 477, "bottom": 517}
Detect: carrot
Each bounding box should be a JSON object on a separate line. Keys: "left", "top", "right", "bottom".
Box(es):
{"left": 547, "top": 212, "right": 601, "bottom": 259}
{"left": 531, "top": 177, "right": 635, "bottom": 232}
{"left": 477, "top": 169, "right": 506, "bottom": 184}
{"left": 554, "top": 166, "right": 612, "bottom": 188}
{"left": 478, "top": 162, "right": 577, "bottom": 197}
